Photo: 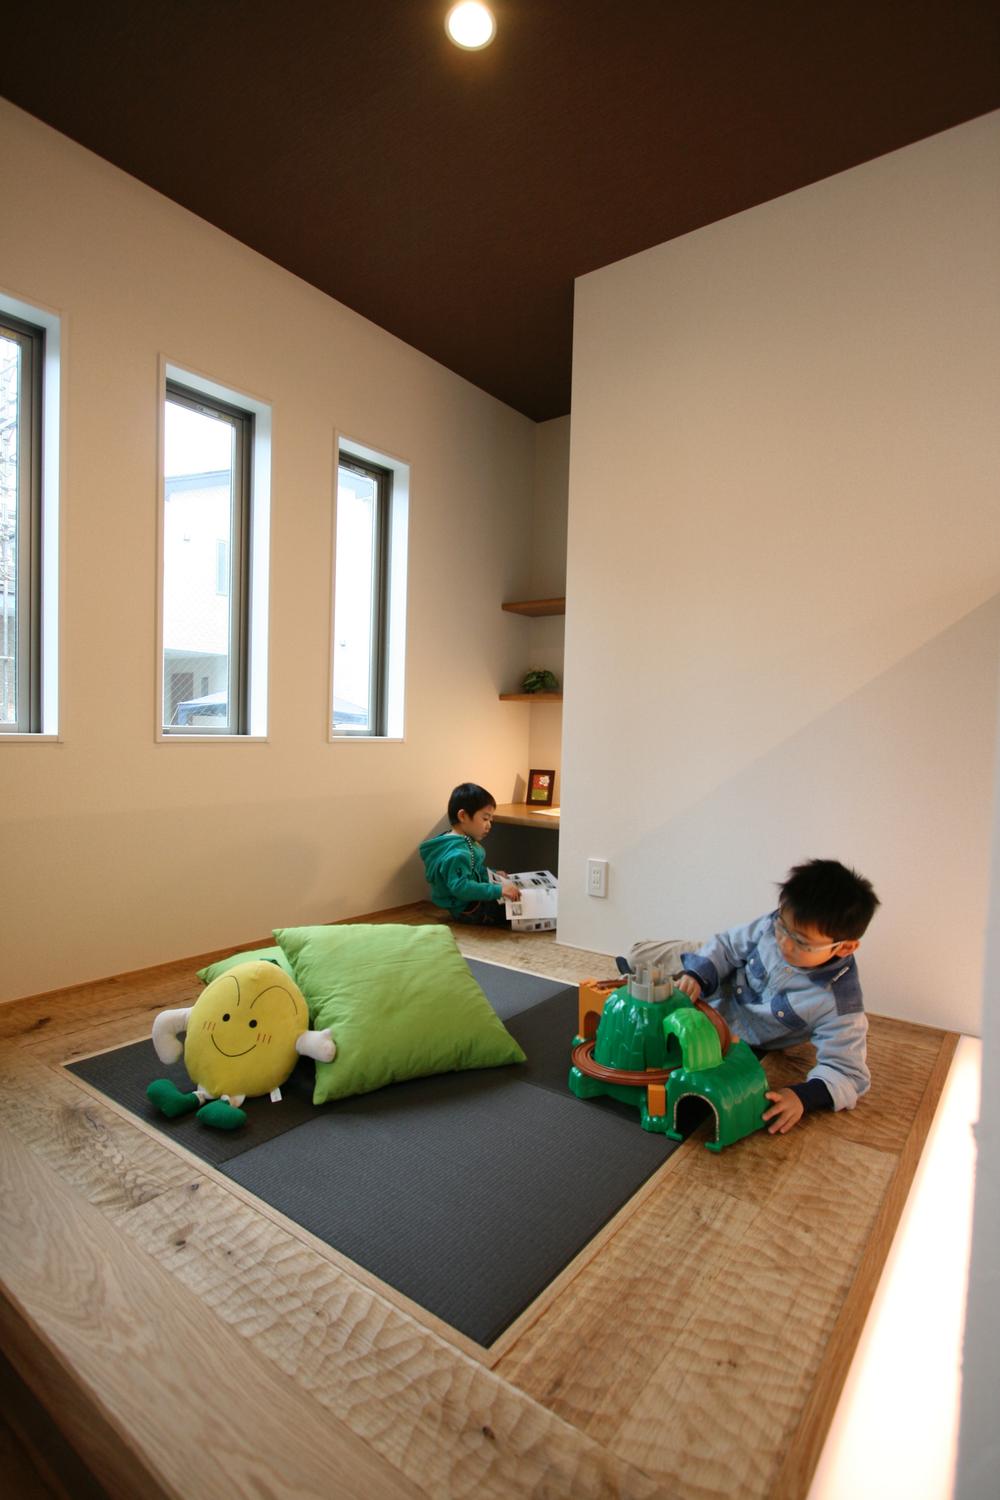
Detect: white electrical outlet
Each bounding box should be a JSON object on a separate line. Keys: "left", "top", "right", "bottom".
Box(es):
{"left": 587, "top": 858, "right": 608, "bottom": 898}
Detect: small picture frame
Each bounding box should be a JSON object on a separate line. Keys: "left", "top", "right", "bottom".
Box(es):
{"left": 526, "top": 768, "right": 555, "bottom": 807}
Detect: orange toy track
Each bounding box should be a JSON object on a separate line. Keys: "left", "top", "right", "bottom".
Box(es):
{"left": 570, "top": 1038, "right": 677, "bottom": 1086}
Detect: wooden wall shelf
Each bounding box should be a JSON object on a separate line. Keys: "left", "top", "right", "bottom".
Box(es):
{"left": 499, "top": 692, "right": 563, "bottom": 702}
{"left": 501, "top": 597, "right": 565, "bottom": 617}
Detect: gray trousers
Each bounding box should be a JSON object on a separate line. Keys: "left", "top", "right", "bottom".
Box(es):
{"left": 627, "top": 938, "right": 705, "bottom": 982}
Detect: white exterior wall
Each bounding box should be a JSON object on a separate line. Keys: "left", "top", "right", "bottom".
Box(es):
{"left": 162, "top": 478, "right": 232, "bottom": 657}
{"left": 559, "top": 113, "right": 1000, "bottom": 1036}
{"left": 0, "top": 100, "right": 535, "bottom": 1002}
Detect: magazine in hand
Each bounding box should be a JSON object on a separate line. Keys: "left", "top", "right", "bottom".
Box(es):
{"left": 495, "top": 868, "right": 558, "bottom": 932}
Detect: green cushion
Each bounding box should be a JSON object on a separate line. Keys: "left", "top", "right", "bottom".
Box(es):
{"left": 197, "top": 946, "right": 294, "bottom": 985}
{"left": 273, "top": 924, "right": 526, "bottom": 1105}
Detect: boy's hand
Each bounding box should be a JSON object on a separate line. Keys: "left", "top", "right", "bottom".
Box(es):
{"left": 674, "top": 973, "right": 702, "bottom": 1001}
{"left": 763, "top": 1088, "right": 804, "bottom": 1134}
{"left": 501, "top": 881, "right": 520, "bottom": 901}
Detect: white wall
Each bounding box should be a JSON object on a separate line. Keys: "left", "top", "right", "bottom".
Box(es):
{"left": 0, "top": 100, "right": 537, "bottom": 1002}
{"left": 559, "top": 112, "right": 1000, "bottom": 1035}
{"left": 498, "top": 415, "right": 569, "bottom": 804}
{"left": 527, "top": 417, "right": 568, "bottom": 802}
{"left": 956, "top": 663, "right": 1000, "bottom": 1492}
{"left": 524, "top": 417, "right": 568, "bottom": 600}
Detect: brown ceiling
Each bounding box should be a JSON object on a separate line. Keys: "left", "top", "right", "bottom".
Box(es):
{"left": 2, "top": 1, "right": 997, "bottom": 420}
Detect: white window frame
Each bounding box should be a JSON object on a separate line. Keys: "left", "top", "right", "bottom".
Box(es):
{"left": 0, "top": 288, "right": 61, "bottom": 741}
{"left": 330, "top": 434, "right": 409, "bottom": 742}
{"left": 157, "top": 359, "right": 271, "bottom": 741}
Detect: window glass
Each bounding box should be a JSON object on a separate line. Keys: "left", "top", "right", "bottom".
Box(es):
{"left": 0, "top": 317, "right": 42, "bottom": 733}
{"left": 0, "top": 332, "right": 23, "bottom": 727}
{"left": 333, "top": 460, "right": 385, "bottom": 734}
{"left": 162, "top": 387, "right": 247, "bottom": 732}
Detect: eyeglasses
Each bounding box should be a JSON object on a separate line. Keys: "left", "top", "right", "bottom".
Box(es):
{"left": 774, "top": 910, "right": 841, "bottom": 954}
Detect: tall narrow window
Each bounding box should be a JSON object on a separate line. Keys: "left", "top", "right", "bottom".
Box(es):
{"left": 0, "top": 314, "right": 43, "bottom": 734}
{"left": 333, "top": 455, "right": 393, "bottom": 735}
{"left": 162, "top": 381, "right": 251, "bottom": 733}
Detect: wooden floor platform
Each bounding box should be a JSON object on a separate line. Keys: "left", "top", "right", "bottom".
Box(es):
{"left": 0, "top": 905, "right": 957, "bottom": 1499}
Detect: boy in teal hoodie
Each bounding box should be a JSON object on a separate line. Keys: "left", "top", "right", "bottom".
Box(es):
{"left": 420, "top": 783, "right": 520, "bottom": 924}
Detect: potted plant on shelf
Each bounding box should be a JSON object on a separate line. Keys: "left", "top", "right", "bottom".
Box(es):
{"left": 521, "top": 668, "right": 560, "bottom": 694}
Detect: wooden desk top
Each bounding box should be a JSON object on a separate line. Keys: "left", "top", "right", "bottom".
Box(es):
{"left": 492, "top": 802, "right": 561, "bottom": 829}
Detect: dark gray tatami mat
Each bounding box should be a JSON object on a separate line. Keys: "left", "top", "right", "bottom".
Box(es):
{"left": 66, "top": 958, "right": 682, "bottom": 1343}
{"left": 221, "top": 1071, "right": 676, "bottom": 1346}
{"left": 68, "top": 1042, "right": 320, "bottom": 1165}
{"left": 66, "top": 961, "right": 574, "bottom": 1164}
{"left": 465, "top": 957, "right": 570, "bottom": 1019}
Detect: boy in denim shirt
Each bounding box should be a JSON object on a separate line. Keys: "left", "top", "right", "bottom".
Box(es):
{"left": 628, "top": 859, "right": 880, "bottom": 1134}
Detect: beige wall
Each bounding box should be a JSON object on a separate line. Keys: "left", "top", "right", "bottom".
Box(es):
{"left": 0, "top": 100, "right": 537, "bottom": 1002}
{"left": 559, "top": 112, "right": 1000, "bottom": 1035}
{"left": 498, "top": 416, "right": 569, "bottom": 805}
{"left": 527, "top": 418, "right": 567, "bottom": 803}
{"left": 528, "top": 417, "right": 570, "bottom": 601}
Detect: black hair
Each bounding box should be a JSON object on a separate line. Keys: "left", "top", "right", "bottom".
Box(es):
{"left": 447, "top": 782, "right": 496, "bottom": 827}
{"left": 778, "top": 859, "right": 880, "bottom": 941}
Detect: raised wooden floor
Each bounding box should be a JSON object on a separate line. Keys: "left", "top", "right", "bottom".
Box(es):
{"left": 0, "top": 905, "right": 957, "bottom": 1499}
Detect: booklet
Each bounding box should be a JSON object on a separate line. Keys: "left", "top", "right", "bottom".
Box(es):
{"left": 494, "top": 868, "right": 558, "bottom": 932}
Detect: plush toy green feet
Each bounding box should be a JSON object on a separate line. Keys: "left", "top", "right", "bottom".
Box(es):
{"left": 147, "top": 1078, "right": 200, "bottom": 1118}
{"left": 196, "top": 1099, "right": 247, "bottom": 1130}
{"left": 146, "top": 1079, "right": 246, "bottom": 1129}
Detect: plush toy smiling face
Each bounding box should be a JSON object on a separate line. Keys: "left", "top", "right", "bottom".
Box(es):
{"left": 184, "top": 961, "right": 309, "bottom": 1099}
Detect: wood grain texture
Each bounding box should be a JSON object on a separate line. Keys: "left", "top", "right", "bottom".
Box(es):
{"left": 769, "top": 1029, "right": 960, "bottom": 1500}
{"left": 0, "top": 1045, "right": 193, "bottom": 1222}
{"left": 605, "top": 1139, "right": 896, "bottom": 1497}
{"left": 0, "top": 1349, "right": 104, "bottom": 1500}
{"left": 0, "top": 1130, "right": 424, "bottom": 1500}
{"left": 0, "top": 1417, "right": 61, "bottom": 1500}
{"left": 0, "top": 905, "right": 957, "bottom": 1499}
{"left": 118, "top": 1177, "right": 662, "bottom": 1498}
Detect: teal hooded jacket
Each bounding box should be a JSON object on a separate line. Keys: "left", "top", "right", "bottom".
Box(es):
{"left": 419, "top": 831, "right": 502, "bottom": 915}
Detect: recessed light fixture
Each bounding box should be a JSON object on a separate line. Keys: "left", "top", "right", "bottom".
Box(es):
{"left": 445, "top": 2, "right": 496, "bottom": 50}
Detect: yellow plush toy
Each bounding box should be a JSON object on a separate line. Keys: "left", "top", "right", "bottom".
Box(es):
{"left": 146, "top": 960, "right": 335, "bottom": 1129}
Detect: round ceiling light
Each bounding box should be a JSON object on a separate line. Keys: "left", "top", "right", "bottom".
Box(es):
{"left": 445, "top": 3, "right": 496, "bottom": 50}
